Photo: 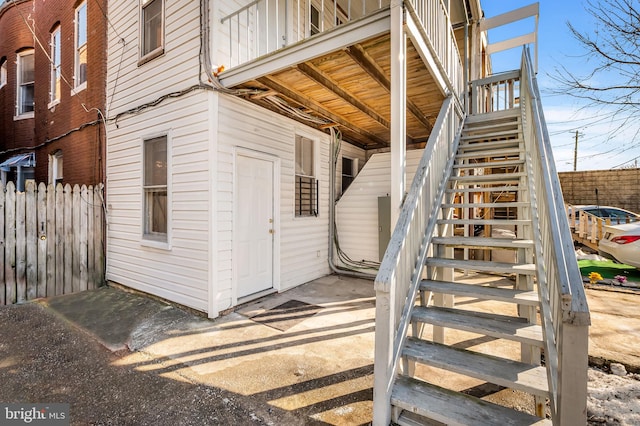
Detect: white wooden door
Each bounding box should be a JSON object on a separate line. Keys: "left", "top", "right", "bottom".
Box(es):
{"left": 236, "top": 154, "right": 274, "bottom": 298}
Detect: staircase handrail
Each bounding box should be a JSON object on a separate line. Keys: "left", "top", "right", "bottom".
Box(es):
{"left": 520, "top": 46, "right": 590, "bottom": 425}
{"left": 372, "top": 95, "right": 464, "bottom": 425}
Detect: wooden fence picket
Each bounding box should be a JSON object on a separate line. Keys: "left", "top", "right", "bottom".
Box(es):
{"left": 46, "top": 183, "right": 56, "bottom": 298}
{"left": 0, "top": 182, "right": 104, "bottom": 305}
{"left": 5, "top": 182, "right": 16, "bottom": 304}
{"left": 26, "top": 181, "right": 37, "bottom": 300}
{"left": 15, "top": 187, "right": 26, "bottom": 303}
{"left": 37, "top": 182, "right": 47, "bottom": 298}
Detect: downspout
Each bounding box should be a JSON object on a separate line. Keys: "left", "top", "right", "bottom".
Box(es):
{"left": 328, "top": 128, "right": 376, "bottom": 279}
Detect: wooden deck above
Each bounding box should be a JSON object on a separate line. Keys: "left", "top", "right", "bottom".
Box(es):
{"left": 220, "top": 30, "right": 446, "bottom": 150}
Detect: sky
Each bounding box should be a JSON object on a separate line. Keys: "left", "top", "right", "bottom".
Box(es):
{"left": 481, "top": 0, "right": 640, "bottom": 172}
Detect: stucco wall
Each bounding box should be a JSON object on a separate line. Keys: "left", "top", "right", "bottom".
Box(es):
{"left": 559, "top": 169, "right": 640, "bottom": 213}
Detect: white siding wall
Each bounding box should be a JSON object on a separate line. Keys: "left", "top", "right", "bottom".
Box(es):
{"left": 106, "top": 0, "right": 210, "bottom": 311}
{"left": 107, "top": 0, "right": 201, "bottom": 116}
{"left": 335, "top": 149, "right": 424, "bottom": 264}
{"left": 106, "top": 91, "right": 212, "bottom": 312}
{"left": 217, "top": 95, "right": 331, "bottom": 312}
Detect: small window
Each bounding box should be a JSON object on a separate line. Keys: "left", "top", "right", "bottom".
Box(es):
{"left": 75, "top": 2, "right": 87, "bottom": 88}
{"left": 49, "top": 151, "right": 63, "bottom": 185}
{"left": 50, "top": 27, "right": 61, "bottom": 103}
{"left": 0, "top": 57, "right": 7, "bottom": 88}
{"left": 141, "top": 0, "right": 164, "bottom": 59}
{"left": 295, "top": 135, "right": 318, "bottom": 217}
{"left": 341, "top": 156, "right": 356, "bottom": 193}
{"left": 310, "top": 4, "right": 320, "bottom": 35}
{"left": 143, "top": 136, "right": 168, "bottom": 240}
{"left": 17, "top": 50, "right": 34, "bottom": 116}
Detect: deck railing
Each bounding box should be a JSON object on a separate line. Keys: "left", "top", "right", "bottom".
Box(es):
{"left": 566, "top": 203, "right": 640, "bottom": 246}
{"left": 405, "top": 0, "right": 463, "bottom": 96}
{"left": 520, "top": 46, "right": 590, "bottom": 424}
{"left": 372, "top": 95, "right": 463, "bottom": 425}
{"left": 221, "top": 0, "right": 391, "bottom": 68}
{"left": 220, "top": 0, "right": 462, "bottom": 98}
{"left": 470, "top": 70, "right": 520, "bottom": 114}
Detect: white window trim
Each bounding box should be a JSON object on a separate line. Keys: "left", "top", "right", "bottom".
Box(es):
{"left": 49, "top": 26, "right": 61, "bottom": 108}
{"left": 74, "top": 1, "right": 87, "bottom": 92}
{"left": 14, "top": 49, "right": 34, "bottom": 120}
{"left": 294, "top": 133, "right": 320, "bottom": 219}
{"left": 140, "top": 131, "right": 171, "bottom": 250}
{"left": 48, "top": 151, "right": 63, "bottom": 185}
{"left": 0, "top": 59, "right": 7, "bottom": 89}
{"left": 138, "top": 0, "right": 165, "bottom": 65}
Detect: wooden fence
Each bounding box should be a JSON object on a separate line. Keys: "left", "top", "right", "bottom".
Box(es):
{"left": 0, "top": 181, "right": 104, "bottom": 305}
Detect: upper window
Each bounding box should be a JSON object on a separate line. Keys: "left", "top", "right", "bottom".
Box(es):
{"left": 341, "top": 156, "right": 356, "bottom": 194}
{"left": 50, "top": 26, "right": 61, "bottom": 103}
{"left": 141, "top": 0, "right": 164, "bottom": 60}
{"left": 75, "top": 2, "right": 87, "bottom": 89}
{"left": 16, "top": 50, "right": 34, "bottom": 116}
{"left": 0, "top": 57, "right": 7, "bottom": 88}
{"left": 143, "top": 136, "right": 168, "bottom": 241}
{"left": 295, "top": 135, "right": 318, "bottom": 217}
{"left": 310, "top": 4, "right": 320, "bottom": 36}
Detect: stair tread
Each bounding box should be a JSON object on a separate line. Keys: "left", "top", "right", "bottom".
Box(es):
{"left": 452, "top": 173, "right": 525, "bottom": 182}
{"left": 426, "top": 257, "right": 536, "bottom": 275}
{"left": 420, "top": 279, "right": 539, "bottom": 305}
{"left": 436, "top": 218, "right": 531, "bottom": 225}
{"left": 404, "top": 338, "right": 549, "bottom": 396}
{"left": 460, "top": 133, "right": 522, "bottom": 145}
{"left": 412, "top": 306, "right": 544, "bottom": 347}
{"left": 466, "top": 109, "right": 521, "bottom": 124}
{"left": 454, "top": 159, "right": 525, "bottom": 169}
{"left": 392, "top": 376, "right": 550, "bottom": 426}
{"left": 463, "top": 120, "right": 521, "bottom": 134}
{"left": 446, "top": 185, "right": 522, "bottom": 193}
{"left": 431, "top": 236, "right": 534, "bottom": 249}
{"left": 456, "top": 148, "right": 522, "bottom": 159}
{"left": 442, "top": 202, "right": 529, "bottom": 208}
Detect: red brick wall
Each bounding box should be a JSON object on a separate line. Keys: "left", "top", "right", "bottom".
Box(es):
{"left": 0, "top": 1, "right": 35, "bottom": 153}
{"left": 0, "top": 0, "right": 106, "bottom": 186}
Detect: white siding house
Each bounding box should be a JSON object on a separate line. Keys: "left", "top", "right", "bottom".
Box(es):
{"left": 105, "top": 0, "right": 372, "bottom": 317}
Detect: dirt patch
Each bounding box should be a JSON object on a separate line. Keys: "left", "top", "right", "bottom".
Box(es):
{"left": 0, "top": 303, "right": 315, "bottom": 425}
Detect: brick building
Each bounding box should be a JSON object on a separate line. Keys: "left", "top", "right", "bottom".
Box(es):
{"left": 0, "top": 0, "right": 106, "bottom": 188}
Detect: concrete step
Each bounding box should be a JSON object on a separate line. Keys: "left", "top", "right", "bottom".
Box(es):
{"left": 411, "top": 306, "right": 544, "bottom": 347}
{"left": 403, "top": 338, "right": 549, "bottom": 396}
{"left": 391, "top": 376, "right": 550, "bottom": 426}
{"left": 419, "top": 279, "right": 539, "bottom": 306}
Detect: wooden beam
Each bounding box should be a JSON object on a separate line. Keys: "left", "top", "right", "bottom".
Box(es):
{"left": 345, "top": 44, "right": 433, "bottom": 132}
{"left": 296, "top": 62, "right": 391, "bottom": 129}
{"left": 256, "top": 76, "right": 389, "bottom": 147}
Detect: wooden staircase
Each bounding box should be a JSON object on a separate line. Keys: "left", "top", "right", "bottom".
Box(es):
{"left": 389, "top": 109, "right": 552, "bottom": 425}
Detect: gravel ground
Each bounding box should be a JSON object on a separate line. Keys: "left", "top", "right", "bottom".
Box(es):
{"left": 0, "top": 303, "right": 311, "bottom": 426}
{"left": 2, "top": 300, "right": 639, "bottom": 425}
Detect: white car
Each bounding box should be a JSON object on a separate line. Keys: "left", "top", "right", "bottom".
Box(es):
{"left": 598, "top": 222, "right": 640, "bottom": 269}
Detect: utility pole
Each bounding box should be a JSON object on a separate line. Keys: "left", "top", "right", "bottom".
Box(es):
{"left": 573, "top": 130, "right": 579, "bottom": 172}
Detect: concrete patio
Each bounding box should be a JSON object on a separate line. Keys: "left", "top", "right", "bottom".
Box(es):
{"left": 17, "top": 272, "right": 640, "bottom": 425}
